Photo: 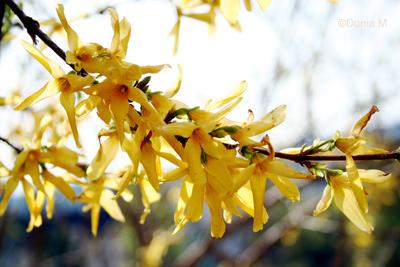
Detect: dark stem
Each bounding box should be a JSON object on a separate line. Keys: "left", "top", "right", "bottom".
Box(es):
{"left": 0, "top": 0, "right": 5, "bottom": 41}
{"left": 0, "top": 136, "right": 22, "bottom": 153}
{"left": 4, "top": 0, "right": 87, "bottom": 75}
{"left": 254, "top": 147, "right": 399, "bottom": 162}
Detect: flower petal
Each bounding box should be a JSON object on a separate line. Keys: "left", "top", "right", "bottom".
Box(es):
{"left": 232, "top": 164, "right": 255, "bottom": 193}
{"left": 87, "top": 135, "right": 120, "bottom": 180}
{"left": 184, "top": 136, "right": 207, "bottom": 184}
{"left": 333, "top": 183, "right": 373, "bottom": 233}
{"left": 110, "top": 97, "right": 129, "bottom": 144}
{"left": 76, "top": 96, "right": 101, "bottom": 117}
{"left": 138, "top": 174, "right": 161, "bottom": 224}
{"left": 164, "top": 65, "right": 182, "bottom": 98}
{"left": 21, "top": 179, "right": 37, "bottom": 232}
{"left": 43, "top": 170, "right": 75, "bottom": 201}
{"left": 158, "top": 122, "right": 196, "bottom": 138}
{"left": 21, "top": 41, "right": 64, "bottom": 78}
{"left": 205, "top": 186, "right": 225, "bottom": 238}
{"left": 351, "top": 106, "right": 379, "bottom": 137}
{"left": 15, "top": 81, "right": 59, "bottom": 110}
{"left": 118, "top": 18, "right": 131, "bottom": 58}
{"left": 140, "top": 64, "right": 169, "bottom": 74}
{"left": 109, "top": 8, "right": 121, "bottom": 55}
{"left": 60, "top": 92, "right": 80, "bottom": 147}
{"left": 100, "top": 189, "right": 125, "bottom": 222}
{"left": 220, "top": 0, "right": 240, "bottom": 24}
{"left": 241, "top": 105, "right": 287, "bottom": 137}
{"left": 194, "top": 129, "right": 227, "bottom": 159}
{"left": 205, "top": 158, "right": 232, "bottom": 197}
{"left": 25, "top": 158, "right": 45, "bottom": 192}
{"left": 359, "top": 169, "right": 391, "bottom": 183}
{"left": 250, "top": 172, "right": 268, "bottom": 232}
{"left": 44, "top": 181, "right": 55, "bottom": 219}
{"left": 141, "top": 143, "right": 160, "bottom": 191}
{"left": 186, "top": 182, "right": 205, "bottom": 222}
{"left": 115, "top": 166, "right": 135, "bottom": 198}
{"left": 205, "top": 80, "right": 247, "bottom": 111}
{"left": 268, "top": 173, "right": 300, "bottom": 202}
{"left": 257, "top": 0, "right": 272, "bottom": 10}
{"left": 0, "top": 161, "right": 10, "bottom": 177}
{"left": 56, "top": 4, "right": 80, "bottom": 51}
{"left": 346, "top": 155, "right": 368, "bottom": 213}
{"left": 313, "top": 185, "right": 334, "bottom": 216}
{"left": 0, "top": 177, "right": 19, "bottom": 215}
{"left": 162, "top": 167, "right": 187, "bottom": 182}
{"left": 266, "top": 160, "right": 313, "bottom": 179}
{"left": 91, "top": 204, "right": 101, "bottom": 236}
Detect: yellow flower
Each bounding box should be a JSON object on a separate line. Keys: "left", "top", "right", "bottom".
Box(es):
{"left": 0, "top": 117, "right": 82, "bottom": 231}
{"left": 313, "top": 170, "right": 391, "bottom": 233}
{"left": 0, "top": 153, "right": 77, "bottom": 231}
{"left": 137, "top": 171, "right": 161, "bottom": 224}
{"left": 246, "top": 155, "right": 313, "bottom": 231}
{"left": 231, "top": 104, "right": 287, "bottom": 146}
{"left": 56, "top": 4, "right": 167, "bottom": 83}
{"left": 178, "top": 0, "right": 271, "bottom": 27}
{"left": 158, "top": 86, "right": 298, "bottom": 236}
{"left": 172, "top": 163, "right": 259, "bottom": 238}
{"left": 40, "top": 12, "right": 88, "bottom": 45}
{"left": 15, "top": 41, "right": 93, "bottom": 147}
{"left": 86, "top": 133, "right": 120, "bottom": 181}
{"left": 335, "top": 106, "right": 387, "bottom": 214}
{"left": 77, "top": 174, "right": 131, "bottom": 236}
{"left": 84, "top": 79, "right": 161, "bottom": 144}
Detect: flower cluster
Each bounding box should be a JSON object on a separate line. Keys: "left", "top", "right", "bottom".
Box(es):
{"left": 0, "top": 4, "right": 395, "bottom": 238}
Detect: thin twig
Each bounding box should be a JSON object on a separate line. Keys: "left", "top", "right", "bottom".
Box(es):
{"left": 4, "top": 0, "right": 87, "bottom": 75}
{"left": 0, "top": 0, "right": 6, "bottom": 42}
{"left": 254, "top": 147, "right": 399, "bottom": 162}
{"left": 0, "top": 136, "right": 22, "bottom": 153}
{"left": 235, "top": 198, "right": 318, "bottom": 266}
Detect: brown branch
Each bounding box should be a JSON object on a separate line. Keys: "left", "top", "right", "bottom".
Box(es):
{"left": 254, "top": 147, "right": 399, "bottom": 162}
{"left": 0, "top": 0, "right": 5, "bottom": 42}
{"left": 0, "top": 136, "right": 21, "bottom": 153}
{"left": 4, "top": 0, "right": 87, "bottom": 75}
{"left": 235, "top": 199, "right": 318, "bottom": 266}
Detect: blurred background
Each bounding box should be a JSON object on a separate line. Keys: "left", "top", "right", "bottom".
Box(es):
{"left": 0, "top": 0, "right": 399, "bottom": 266}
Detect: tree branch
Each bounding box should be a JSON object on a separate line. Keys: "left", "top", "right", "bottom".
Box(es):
{"left": 235, "top": 199, "right": 317, "bottom": 266}
{"left": 254, "top": 147, "right": 399, "bottom": 162}
{"left": 4, "top": 0, "right": 87, "bottom": 75}
{"left": 0, "top": 0, "right": 6, "bottom": 42}
{"left": 0, "top": 136, "right": 21, "bottom": 153}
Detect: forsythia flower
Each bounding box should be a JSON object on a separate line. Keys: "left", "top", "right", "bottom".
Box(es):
{"left": 170, "top": 0, "right": 272, "bottom": 53}
{"left": 246, "top": 154, "right": 314, "bottom": 231}
{"left": 77, "top": 173, "right": 133, "bottom": 236}
{"left": 56, "top": 4, "right": 166, "bottom": 83}
{"left": 0, "top": 116, "right": 80, "bottom": 231}
{"left": 313, "top": 106, "right": 392, "bottom": 233}
{"left": 335, "top": 106, "right": 387, "bottom": 214}
{"left": 83, "top": 79, "right": 161, "bottom": 144}
{"left": 5, "top": 3, "right": 395, "bottom": 240}
{"left": 15, "top": 41, "right": 93, "bottom": 147}
{"left": 313, "top": 170, "right": 391, "bottom": 233}
{"left": 159, "top": 87, "right": 312, "bottom": 236}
